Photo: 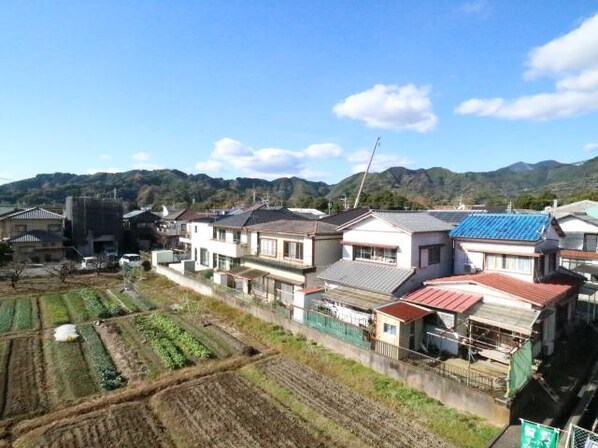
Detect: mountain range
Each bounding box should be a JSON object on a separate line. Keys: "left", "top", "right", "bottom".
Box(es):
{"left": 1, "top": 157, "right": 597, "bottom": 209}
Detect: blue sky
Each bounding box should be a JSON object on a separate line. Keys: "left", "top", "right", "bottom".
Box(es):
{"left": 1, "top": 1, "right": 598, "bottom": 185}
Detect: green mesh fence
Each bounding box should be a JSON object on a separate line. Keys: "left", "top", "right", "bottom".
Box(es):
{"left": 507, "top": 339, "right": 532, "bottom": 398}
{"left": 304, "top": 310, "right": 370, "bottom": 349}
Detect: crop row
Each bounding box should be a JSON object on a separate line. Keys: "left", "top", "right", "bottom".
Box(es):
{"left": 79, "top": 324, "right": 126, "bottom": 390}
{"left": 133, "top": 316, "right": 187, "bottom": 370}
{"left": 145, "top": 313, "right": 211, "bottom": 359}
{"left": 0, "top": 299, "right": 16, "bottom": 332}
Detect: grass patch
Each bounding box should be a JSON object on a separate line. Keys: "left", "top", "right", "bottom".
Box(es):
{"left": 43, "top": 294, "right": 71, "bottom": 327}
{"left": 140, "top": 276, "right": 500, "bottom": 448}
{"left": 12, "top": 297, "right": 33, "bottom": 331}
{"left": 0, "top": 299, "right": 16, "bottom": 332}
{"left": 44, "top": 335, "right": 97, "bottom": 402}
{"left": 62, "top": 292, "right": 89, "bottom": 322}
{"left": 107, "top": 289, "right": 139, "bottom": 313}
{"left": 79, "top": 288, "right": 110, "bottom": 319}
{"left": 79, "top": 324, "right": 126, "bottom": 391}
{"left": 240, "top": 365, "right": 369, "bottom": 447}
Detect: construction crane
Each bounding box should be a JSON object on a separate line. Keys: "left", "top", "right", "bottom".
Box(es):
{"left": 353, "top": 137, "right": 381, "bottom": 208}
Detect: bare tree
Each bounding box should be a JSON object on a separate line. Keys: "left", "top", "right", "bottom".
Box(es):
{"left": 5, "top": 261, "right": 27, "bottom": 289}
{"left": 46, "top": 261, "right": 76, "bottom": 284}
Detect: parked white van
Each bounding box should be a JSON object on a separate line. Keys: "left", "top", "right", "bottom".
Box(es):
{"left": 80, "top": 257, "right": 98, "bottom": 270}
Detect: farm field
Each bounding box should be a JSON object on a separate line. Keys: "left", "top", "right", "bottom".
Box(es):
{"left": 0, "top": 273, "right": 498, "bottom": 447}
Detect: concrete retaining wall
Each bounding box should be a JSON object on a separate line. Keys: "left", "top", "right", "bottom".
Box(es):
{"left": 154, "top": 264, "right": 510, "bottom": 425}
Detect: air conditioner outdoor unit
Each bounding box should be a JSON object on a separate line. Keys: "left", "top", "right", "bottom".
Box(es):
{"left": 463, "top": 263, "right": 476, "bottom": 274}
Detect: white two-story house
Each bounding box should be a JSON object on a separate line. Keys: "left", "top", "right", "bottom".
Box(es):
{"left": 317, "top": 211, "right": 453, "bottom": 326}
{"left": 227, "top": 220, "right": 342, "bottom": 305}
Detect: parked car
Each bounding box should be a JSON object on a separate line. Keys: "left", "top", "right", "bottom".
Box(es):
{"left": 119, "top": 253, "right": 141, "bottom": 268}
{"left": 80, "top": 256, "right": 99, "bottom": 270}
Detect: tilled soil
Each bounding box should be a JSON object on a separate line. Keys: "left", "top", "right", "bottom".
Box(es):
{"left": 151, "top": 371, "right": 329, "bottom": 448}
{"left": 3, "top": 336, "right": 44, "bottom": 419}
{"left": 13, "top": 401, "right": 174, "bottom": 448}
{"left": 257, "top": 357, "right": 453, "bottom": 448}
{"left": 95, "top": 322, "right": 147, "bottom": 383}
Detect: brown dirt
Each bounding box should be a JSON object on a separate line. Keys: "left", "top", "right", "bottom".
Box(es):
{"left": 95, "top": 322, "right": 147, "bottom": 383}
{"left": 257, "top": 356, "right": 453, "bottom": 448}
{"left": 151, "top": 371, "right": 327, "bottom": 448}
{"left": 0, "top": 273, "right": 122, "bottom": 297}
{"left": 3, "top": 336, "right": 45, "bottom": 419}
{"left": 13, "top": 401, "right": 173, "bottom": 448}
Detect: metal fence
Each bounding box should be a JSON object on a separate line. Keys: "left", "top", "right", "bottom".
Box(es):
{"left": 566, "top": 424, "right": 598, "bottom": 448}
{"left": 374, "top": 339, "right": 500, "bottom": 395}
{"left": 301, "top": 308, "right": 371, "bottom": 349}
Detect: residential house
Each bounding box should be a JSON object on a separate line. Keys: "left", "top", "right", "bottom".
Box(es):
{"left": 0, "top": 207, "right": 66, "bottom": 262}
{"left": 156, "top": 207, "right": 187, "bottom": 248}
{"left": 193, "top": 203, "right": 306, "bottom": 274}
{"left": 122, "top": 209, "right": 161, "bottom": 252}
{"left": 317, "top": 211, "right": 453, "bottom": 326}
{"left": 413, "top": 213, "right": 584, "bottom": 358}
{"left": 230, "top": 220, "right": 342, "bottom": 305}
{"left": 65, "top": 196, "right": 123, "bottom": 256}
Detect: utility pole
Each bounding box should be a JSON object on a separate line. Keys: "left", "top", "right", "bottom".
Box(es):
{"left": 354, "top": 137, "right": 381, "bottom": 208}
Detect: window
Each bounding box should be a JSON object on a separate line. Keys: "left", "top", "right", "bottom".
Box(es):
{"left": 260, "top": 238, "right": 277, "bottom": 257}
{"left": 194, "top": 248, "right": 198, "bottom": 261}
{"left": 485, "top": 253, "right": 532, "bottom": 273}
{"left": 200, "top": 248, "right": 209, "bottom": 266}
{"left": 548, "top": 252, "right": 557, "bottom": 273}
{"left": 213, "top": 228, "right": 226, "bottom": 241}
{"left": 353, "top": 245, "right": 396, "bottom": 264}
{"left": 283, "top": 241, "right": 303, "bottom": 261}
{"left": 47, "top": 224, "right": 61, "bottom": 233}
{"left": 584, "top": 234, "right": 598, "bottom": 252}
{"left": 419, "top": 245, "right": 442, "bottom": 268}
{"left": 181, "top": 223, "right": 187, "bottom": 232}
{"left": 194, "top": 225, "right": 197, "bottom": 234}
{"left": 233, "top": 231, "right": 241, "bottom": 244}
{"left": 383, "top": 323, "right": 397, "bottom": 336}
{"left": 428, "top": 246, "right": 441, "bottom": 265}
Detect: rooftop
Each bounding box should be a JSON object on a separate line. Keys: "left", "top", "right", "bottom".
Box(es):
{"left": 8, "top": 230, "right": 67, "bottom": 244}
{"left": 426, "top": 271, "right": 581, "bottom": 307}
{"left": 468, "top": 303, "right": 540, "bottom": 335}
{"left": 319, "top": 207, "right": 370, "bottom": 226}
{"left": 210, "top": 206, "right": 306, "bottom": 229}
{"left": 0, "top": 207, "right": 63, "bottom": 221}
{"left": 402, "top": 286, "right": 482, "bottom": 313}
{"left": 376, "top": 301, "right": 433, "bottom": 322}
{"left": 323, "top": 286, "right": 391, "bottom": 311}
{"left": 449, "top": 213, "right": 559, "bottom": 242}
{"left": 245, "top": 219, "right": 339, "bottom": 236}
{"left": 318, "top": 259, "right": 414, "bottom": 295}
{"left": 338, "top": 210, "right": 453, "bottom": 233}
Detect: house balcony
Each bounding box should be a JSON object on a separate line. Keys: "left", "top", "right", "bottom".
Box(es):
{"left": 179, "top": 235, "right": 192, "bottom": 245}
{"left": 157, "top": 228, "right": 183, "bottom": 236}
{"left": 210, "top": 239, "right": 249, "bottom": 259}
{"left": 242, "top": 255, "right": 316, "bottom": 275}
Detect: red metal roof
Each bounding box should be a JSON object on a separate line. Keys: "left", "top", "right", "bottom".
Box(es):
{"left": 560, "top": 249, "right": 598, "bottom": 260}
{"left": 402, "top": 287, "right": 482, "bottom": 313}
{"left": 376, "top": 301, "right": 433, "bottom": 322}
{"left": 426, "top": 272, "right": 581, "bottom": 307}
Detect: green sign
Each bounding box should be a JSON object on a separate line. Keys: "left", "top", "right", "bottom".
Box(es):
{"left": 520, "top": 420, "right": 559, "bottom": 448}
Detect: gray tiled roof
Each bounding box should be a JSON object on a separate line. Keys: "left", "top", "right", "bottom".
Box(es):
{"left": 320, "top": 207, "right": 370, "bottom": 226}
{"left": 427, "top": 210, "right": 486, "bottom": 226}
{"left": 9, "top": 230, "right": 66, "bottom": 243}
{"left": 318, "top": 259, "right": 414, "bottom": 295}
{"left": 210, "top": 208, "right": 306, "bottom": 229}
{"left": 1, "top": 207, "right": 63, "bottom": 221}
{"left": 245, "top": 220, "right": 339, "bottom": 235}
{"left": 370, "top": 211, "right": 453, "bottom": 233}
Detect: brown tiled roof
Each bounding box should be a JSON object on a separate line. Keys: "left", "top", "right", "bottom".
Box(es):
{"left": 426, "top": 272, "right": 581, "bottom": 307}
{"left": 376, "top": 301, "right": 433, "bottom": 322}
{"left": 402, "top": 287, "right": 482, "bottom": 313}
{"left": 560, "top": 249, "right": 598, "bottom": 260}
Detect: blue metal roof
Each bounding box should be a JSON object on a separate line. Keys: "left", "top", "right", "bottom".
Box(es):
{"left": 449, "top": 213, "right": 551, "bottom": 242}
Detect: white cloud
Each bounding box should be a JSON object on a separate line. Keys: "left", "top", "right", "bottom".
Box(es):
{"left": 584, "top": 143, "right": 598, "bottom": 152}
{"left": 347, "top": 150, "right": 413, "bottom": 174}
{"left": 304, "top": 143, "right": 343, "bottom": 158}
{"left": 333, "top": 84, "right": 438, "bottom": 132}
{"left": 196, "top": 138, "right": 344, "bottom": 179}
{"left": 86, "top": 167, "right": 124, "bottom": 175}
{"left": 132, "top": 151, "right": 150, "bottom": 161}
{"left": 99, "top": 153, "right": 111, "bottom": 160}
{"left": 456, "top": 13, "right": 598, "bottom": 121}
{"left": 133, "top": 162, "right": 163, "bottom": 170}
{"left": 459, "top": 0, "right": 490, "bottom": 17}
{"left": 195, "top": 160, "right": 223, "bottom": 172}
{"left": 0, "top": 173, "right": 12, "bottom": 185}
